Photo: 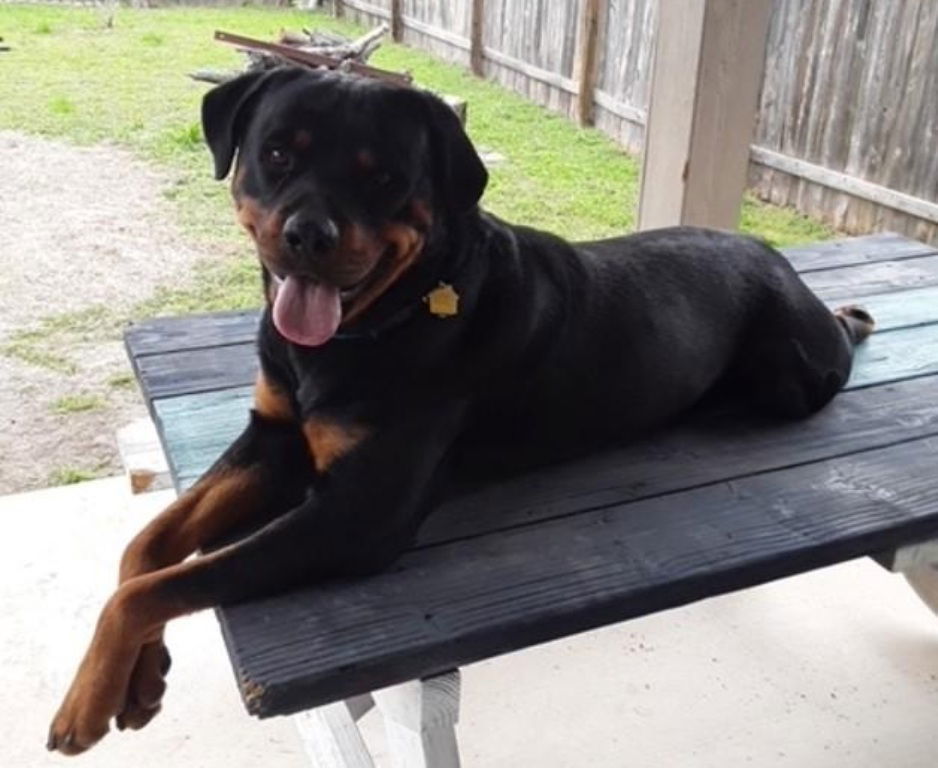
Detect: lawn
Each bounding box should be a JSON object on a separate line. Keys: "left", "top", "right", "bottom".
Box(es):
{"left": 0, "top": 4, "right": 832, "bottom": 328}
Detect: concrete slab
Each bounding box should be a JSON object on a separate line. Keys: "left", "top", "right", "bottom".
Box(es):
{"left": 3, "top": 478, "right": 938, "bottom": 767}
{"left": 1, "top": 478, "right": 306, "bottom": 768}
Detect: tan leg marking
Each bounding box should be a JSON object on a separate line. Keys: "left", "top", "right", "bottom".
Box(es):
{"left": 254, "top": 371, "right": 294, "bottom": 422}
{"left": 111, "top": 467, "right": 265, "bottom": 734}
{"left": 303, "top": 419, "right": 369, "bottom": 473}
{"left": 48, "top": 557, "right": 222, "bottom": 755}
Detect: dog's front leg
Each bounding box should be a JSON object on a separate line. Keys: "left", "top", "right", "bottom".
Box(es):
{"left": 47, "top": 399, "right": 466, "bottom": 755}
{"left": 99, "top": 372, "right": 311, "bottom": 733}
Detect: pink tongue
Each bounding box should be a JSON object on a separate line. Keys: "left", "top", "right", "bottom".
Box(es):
{"left": 272, "top": 276, "right": 342, "bottom": 347}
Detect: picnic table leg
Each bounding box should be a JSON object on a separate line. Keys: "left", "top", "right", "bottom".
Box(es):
{"left": 372, "top": 670, "right": 462, "bottom": 768}
{"left": 905, "top": 564, "right": 938, "bottom": 616}
{"left": 294, "top": 694, "right": 377, "bottom": 768}
{"left": 875, "top": 539, "right": 938, "bottom": 616}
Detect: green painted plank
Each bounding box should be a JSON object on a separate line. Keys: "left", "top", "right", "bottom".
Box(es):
{"left": 153, "top": 387, "right": 252, "bottom": 489}
{"left": 825, "top": 284, "right": 938, "bottom": 331}
{"left": 849, "top": 325, "right": 938, "bottom": 388}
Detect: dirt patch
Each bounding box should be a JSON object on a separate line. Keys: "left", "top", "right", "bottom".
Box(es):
{"left": 0, "top": 131, "right": 218, "bottom": 493}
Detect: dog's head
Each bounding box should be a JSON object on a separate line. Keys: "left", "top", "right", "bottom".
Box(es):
{"left": 201, "top": 67, "right": 488, "bottom": 346}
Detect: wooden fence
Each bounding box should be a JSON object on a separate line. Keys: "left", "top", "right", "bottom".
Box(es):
{"left": 335, "top": 0, "right": 938, "bottom": 243}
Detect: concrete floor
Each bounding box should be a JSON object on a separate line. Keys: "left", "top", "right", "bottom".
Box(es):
{"left": 3, "top": 477, "right": 938, "bottom": 768}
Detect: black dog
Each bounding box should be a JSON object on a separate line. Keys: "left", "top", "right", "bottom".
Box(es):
{"left": 48, "top": 67, "right": 872, "bottom": 754}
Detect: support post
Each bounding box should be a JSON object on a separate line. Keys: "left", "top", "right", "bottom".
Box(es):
{"left": 390, "top": 0, "right": 403, "bottom": 42}
{"left": 470, "top": 0, "right": 485, "bottom": 76}
{"left": 333, "top": 0, "right": 345, "bottom": 20}
{"left": 874, "top": 539, "right": 938, "bottom": 617}
{"left": 573, "top": 0, "right": 603, "bottom": 126}
{"left": 372, "top": 671, "right": 462, "bottom": 768}
{"left": 294, "top": 694, "right": 376, "bottom": 768}
{"left": 637, "top": 0, "right": 772, "bottom": 230}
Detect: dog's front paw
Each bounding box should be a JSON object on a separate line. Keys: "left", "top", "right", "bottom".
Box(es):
{"left": 47, "top": 685, "right": 115, "bottom": 756}
{"left": 47, "top": 593, "right": 145, "bottom": 755}
{"left": 116, "top": 641, "right": 172, "bottom": 731}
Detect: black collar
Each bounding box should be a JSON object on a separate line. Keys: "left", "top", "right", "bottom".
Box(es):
{"left": 332, "top": 222, "right": 489, "bottom": 342}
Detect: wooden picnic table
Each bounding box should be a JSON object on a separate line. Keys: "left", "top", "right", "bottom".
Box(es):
{"left": 125, "top": 232, "right": 938, "bottom": 766}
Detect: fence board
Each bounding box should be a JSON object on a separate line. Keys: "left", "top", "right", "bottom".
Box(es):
{"left": 333, "top": 0, "right": 937, "bottom": 243}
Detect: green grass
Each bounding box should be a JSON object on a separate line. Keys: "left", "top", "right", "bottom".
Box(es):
{"left": 0, "top": 4, "right": 831, "bottom": 338}
{"left": 48, "top": 466, "right": 103, "bottom": 486}
{"left": 52, "top": 393, "right": 106, "bottom": 414}
{"left": 107, "top": 372, "right": 136, "bottom": 389}
{"left": 3, "top": 338, "right": 78, "bottom": 374}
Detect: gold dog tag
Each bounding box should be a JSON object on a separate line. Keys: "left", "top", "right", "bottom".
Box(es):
{"left": 425, "top": 282, "right": 459, "bottom": 318}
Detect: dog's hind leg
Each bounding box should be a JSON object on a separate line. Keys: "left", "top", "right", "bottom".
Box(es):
{"left": 739, "top": 293, "right": 874, "bottom": 419}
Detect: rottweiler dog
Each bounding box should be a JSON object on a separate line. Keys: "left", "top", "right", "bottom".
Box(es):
{"left": 48, "top": 67, "right": 873, "bottom": 754}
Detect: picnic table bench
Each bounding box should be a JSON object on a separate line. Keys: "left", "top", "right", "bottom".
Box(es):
{"left": 125, "top": 232, "right": 938, "bottom": 767}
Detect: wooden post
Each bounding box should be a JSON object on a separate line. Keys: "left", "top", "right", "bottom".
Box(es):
{"left": 470, "top": 0, "right": 485, "bottom": 76}
{"left": 874, "top": 538, "right": 938, "bottom": 619}
{"left": 294, "top": 695, "right": 376, "bottom": 768}
{"left": 333, "top": 0, "right": 344, "bottom": 20}
{"left": 390, "top": 0, "right": 403, "bottom": 42}
{"left": 637, "top": 0, "right": 772, "bottom": 231}
{"left": 573, "top": 0, "right": 603, "bottom": 126}
{"left": 372, "top": 671, "right": 462, "bottom": 768}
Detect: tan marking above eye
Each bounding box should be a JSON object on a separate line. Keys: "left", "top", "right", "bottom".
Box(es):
{"left": 235, "top": 196, "right": 283, "bottom": 248}
{"left": 409, "top": 199, "right": 434, "bottom": 229}
{"left": 356, "top": 149, "right": 376, "bottom": 170}
{"left": 293, "top": 130, "right": 312, "bottom": 150}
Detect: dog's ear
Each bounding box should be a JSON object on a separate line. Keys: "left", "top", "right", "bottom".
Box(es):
{"left": 201, "top": 70, "right": 271, "bottom": 181}
{"left": 420, "top": 91, "right": 488, "bottom": 213}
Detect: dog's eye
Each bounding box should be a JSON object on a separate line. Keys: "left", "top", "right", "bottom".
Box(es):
{"left": 264, "top": 147, "right": 292, "bottom": 171}
{"left": 373, "top": 170, "right": 393, "bottom": 187}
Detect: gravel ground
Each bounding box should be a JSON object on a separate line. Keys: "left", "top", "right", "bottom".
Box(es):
{"left": 0, "top": 131, "right": 217, "bottom": 493}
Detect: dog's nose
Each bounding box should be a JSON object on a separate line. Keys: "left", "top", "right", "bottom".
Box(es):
{"left": 283, "top": 213, "right": 339, "bottom": 257}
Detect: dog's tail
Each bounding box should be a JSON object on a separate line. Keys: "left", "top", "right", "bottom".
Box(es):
{"left": 834, "top": 305, "right": 875, "bottom": 345}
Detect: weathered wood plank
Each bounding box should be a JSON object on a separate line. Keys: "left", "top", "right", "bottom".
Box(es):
{"left": 127, "top": 266, "right": 938, "bottom": 402}
{"left": 751, "top": 146, "right": 938, "bottom": 226}
{"left": 138, "top": 303, "right": 938, "bottom": 405}
{"left": 782, "top": 232, "right": 936, "bottom": 272}
{"left": 125, "top": 310, "right": 260, "bottom": 357}
{"left": 219, "top": 435, "right": 938, "bottom": 717}
{"left": 801, "top": 254, "right": 938, "bottom": 299}
{"left": 135, "top": 343, "right": 258, "bottom": 400}
{"left": 419, "top": 373, "right": 938, "bottom": 546}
